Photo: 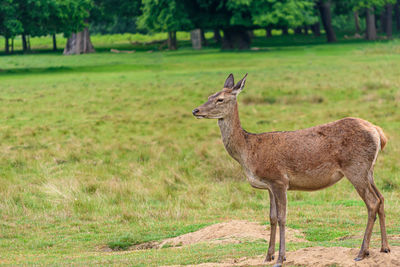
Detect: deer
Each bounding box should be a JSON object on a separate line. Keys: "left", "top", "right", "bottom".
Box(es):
{"left": 192, "top": 74, "right": 390, "bottom": 267}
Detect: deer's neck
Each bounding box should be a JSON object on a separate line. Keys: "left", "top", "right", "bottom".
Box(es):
{"left": 218, "top": 103, "right": 247, "bottom": 163}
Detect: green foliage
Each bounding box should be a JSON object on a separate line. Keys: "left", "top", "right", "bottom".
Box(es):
{"left": 0, "top": 0, "right": 91, "bottom": 38}
{"left": 253, "top": 0, "right": 318, "bottom": 28}
{"left": 56, "top": 0, "right": 92, "bottom": 35}
{"left": 0, "top": 0, "right": 141, "bottom": 51}
{"left": 352, "top": 0, "right": 397, "bottom": 10}
{"left": 138, "top": 0, "right": 192, "bottom": 32}
{"left": 0, "top": 0, "right": 23, "bottom": 38}
{"left": 139, "top": 0, "right": 318, "bottom": 38}
{"left": 90, "top": 16, "right": 140, "bottom": 35}
{"left": 186, "top": 0, "right": 318, "bottom": 30}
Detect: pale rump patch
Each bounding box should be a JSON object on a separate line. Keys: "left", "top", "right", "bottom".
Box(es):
{"left": 167, "top": 246, "right": 400, "bottom": 267}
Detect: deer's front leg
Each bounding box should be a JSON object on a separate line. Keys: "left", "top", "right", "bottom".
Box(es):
{"left": 272, "top": 185, "right": 287, "bottom": 267}
{"left": 265, "top": 189, "right": 277, "bottom": 262}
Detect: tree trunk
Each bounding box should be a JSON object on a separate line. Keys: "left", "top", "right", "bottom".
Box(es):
{"left": 222, "top": 27, "right": 251, "bottom": 50}
{"left": 311, "top": 22, "right": 321, "bottom": 36}
{"left": 63, "top": 27, "right": 95, "bottom": 55}
{"left": 52, "top": 34, "right": 57, "bottom": 51}
{"left": 27, "top": 35, "right": 31, "bottom": 51}
{"left": 167, "top": 31, "right": 177, "bottom": 50}
{"left": 191, "top": 29, "right": 202, "bottom": 50}
{"left": 365, "top": 8, "right": 377, "bottom": 40}
{"left": 266, "top": 26, "right": 272, "bottom": 37}
{"left": 294, "top": 27, "right": 302, "bottom": 34}
{"left": 281, "top": 26, "right": 289, "bottom": 35}
{"left": 213, "top": 29, "right": 222, "bottom": 44}
{"left": 22, "top": 34, "right": 28, "bottom": 52}
{"left": 380, "top": 9, "right": 387, "bottom": 33}
{"left": 395, "top": 0, "right": 400, "bottom": 30}
{"left": 318, "top": 0, "right": 337, "bottom": 42}
{"left": 5, "top": 37, "right": 9, "bottom": 54}
{"left": 200, "top": 29, "right": 208, "bottom": 46}
{"left": 354, "top": 11, "right": 361, "bottom": 33}
{"left": 385, "top": 4, "right": 393, "bottom": 38}
{"left": 303, "top": 25, "right": 308, "bottom": 35}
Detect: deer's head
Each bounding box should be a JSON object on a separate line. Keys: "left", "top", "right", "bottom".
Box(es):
{"left": 192, "top": 73, "right": 247, "bottom": 119}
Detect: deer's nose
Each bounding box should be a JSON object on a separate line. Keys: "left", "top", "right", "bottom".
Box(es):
{"left": 192, "top": 108, "right": 200, "bottom": 115}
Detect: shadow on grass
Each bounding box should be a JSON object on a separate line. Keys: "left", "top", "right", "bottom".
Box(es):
{"left": 0, "top": 63, "right": 165, "bottom": 76}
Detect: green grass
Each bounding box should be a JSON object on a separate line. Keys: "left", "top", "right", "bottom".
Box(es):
{"left": 0, "top": 35, "right": 400, "bottom": 266}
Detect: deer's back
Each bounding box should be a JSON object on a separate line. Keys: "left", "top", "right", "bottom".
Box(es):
{"left": 243, "top": 117, "right": 381, "bottom": 191}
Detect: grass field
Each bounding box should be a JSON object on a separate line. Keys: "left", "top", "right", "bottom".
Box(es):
{"left": 0, "top": 35, "right": 400, "bottom": 266}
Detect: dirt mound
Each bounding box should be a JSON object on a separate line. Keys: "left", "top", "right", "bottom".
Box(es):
{"left": 175, "top": 246, "right": 400, "bottom": 267}
{"left": 133, "top": 220, "right": 306, "bottom": 250}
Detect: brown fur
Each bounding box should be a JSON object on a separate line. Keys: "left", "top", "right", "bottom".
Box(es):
{"left": 192, "top": 74, "right": 390, "bottom": 267}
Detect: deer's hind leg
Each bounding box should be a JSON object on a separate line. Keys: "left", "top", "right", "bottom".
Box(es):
{"left": 344, "top": 168, "right": 381, "bottom": 261}
{"left": 369, "top": 173, "right": 390, "bottom": 253}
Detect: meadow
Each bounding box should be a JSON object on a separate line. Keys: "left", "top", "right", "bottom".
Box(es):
{"left": 0, "top": 33, "right": 399, "bottom": 266}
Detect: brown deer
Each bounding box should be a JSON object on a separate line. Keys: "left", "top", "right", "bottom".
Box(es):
{"left": 192, "top": 74, "right": 389, "bottom": 267}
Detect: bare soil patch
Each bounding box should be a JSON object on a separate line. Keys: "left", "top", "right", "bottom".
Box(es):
{"left": 170, "top": 246, "right": 400, "bottom": 267}
{"left": 132, "top": 220, "right": 306, "bottom": 250}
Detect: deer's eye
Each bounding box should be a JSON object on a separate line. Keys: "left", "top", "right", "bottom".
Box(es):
{"left": 216, "top": 99, "right": 224, "bottom": 103}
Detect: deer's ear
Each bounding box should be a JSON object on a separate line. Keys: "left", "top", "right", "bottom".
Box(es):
{"left": 232, "top": 73, "right": 247, "bottom": 95}
{"left": 224, "top": 73, "right": 234, "bottom": 88}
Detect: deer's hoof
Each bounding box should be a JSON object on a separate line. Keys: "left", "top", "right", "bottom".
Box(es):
{"left": 264, "top": 255, "right": 274, "bottom": 262}
{"left": 380, "top": 247, "right": 390, "bottom": 253}
{"left": 354, "top": 250, "right": 369, "bottom": 261}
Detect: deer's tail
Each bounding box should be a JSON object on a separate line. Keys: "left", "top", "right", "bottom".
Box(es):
{"left": 374, "top": 125, "right": 387, "bottom": 150}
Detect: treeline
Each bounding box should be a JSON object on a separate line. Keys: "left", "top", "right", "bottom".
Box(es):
{"left": 1, "top": 0, "right": 400, "bottom": 54}
{"left": 0, "top": 0, "right": 140, "bottom": 54}
{"left": 146, "top": 0, "right": 400, "bottom": 49}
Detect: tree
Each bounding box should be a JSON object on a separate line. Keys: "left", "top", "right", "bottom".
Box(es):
{"left": 63, "top": 0, "right": 141, "bottom": 55}
{"left": 365, "top": 7, "right": 377, "bottom": 40}
{"left": 253, "top": 0, "right": 318, "bottom": 40}
{"left": 187, "top": 0, "right": 316, "bottom": 49}
{"left": 311, "top": 22, "right": 321, "bottom": 35}
{"left": 317, "top": 0, "right": 336, "bottom": 42}
{"left": 140, "top": 0, "right": 317, "bottom": 50}
{"left": 139, "top": 0, "right": 192, "bottom": 50}
{"left": 384, "top": 3, "right": 393, "bottom": 37}
{"left": 13, "top": 0, "right": 47, "bottom": 52}
{"left": 213, "top": 29, "right": 222, "bottom": 43}
{"left": 222, "top": 0, "right": 317, "bottom": 48}
{"left": 0, "top": 0, "right": 141, "bottom": 54}
{"left": 353, "top": 0, "right": 396, "bottom": 40}
{"left": 0, "top": 0, "right": 22, "bottom": 53}
{"left": 396, "top": 0, "right": 400, "bottom": 30}
{"left": 12, "top": 0, "right": 70, "bottom": 53}
{"left": 45, "top": 0, "right": 70, "bottom": 51}
{"left": 377, "top": 2, "right": 395, "bottom": 37}
{"left": 62, "top": 0, "right": 96, "bottom": 55}
{"left": 266, "top": 25, "right": 273, "bottom": 37}
{"left": 354, "top": 10, "right": 361, "bottom": 33}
